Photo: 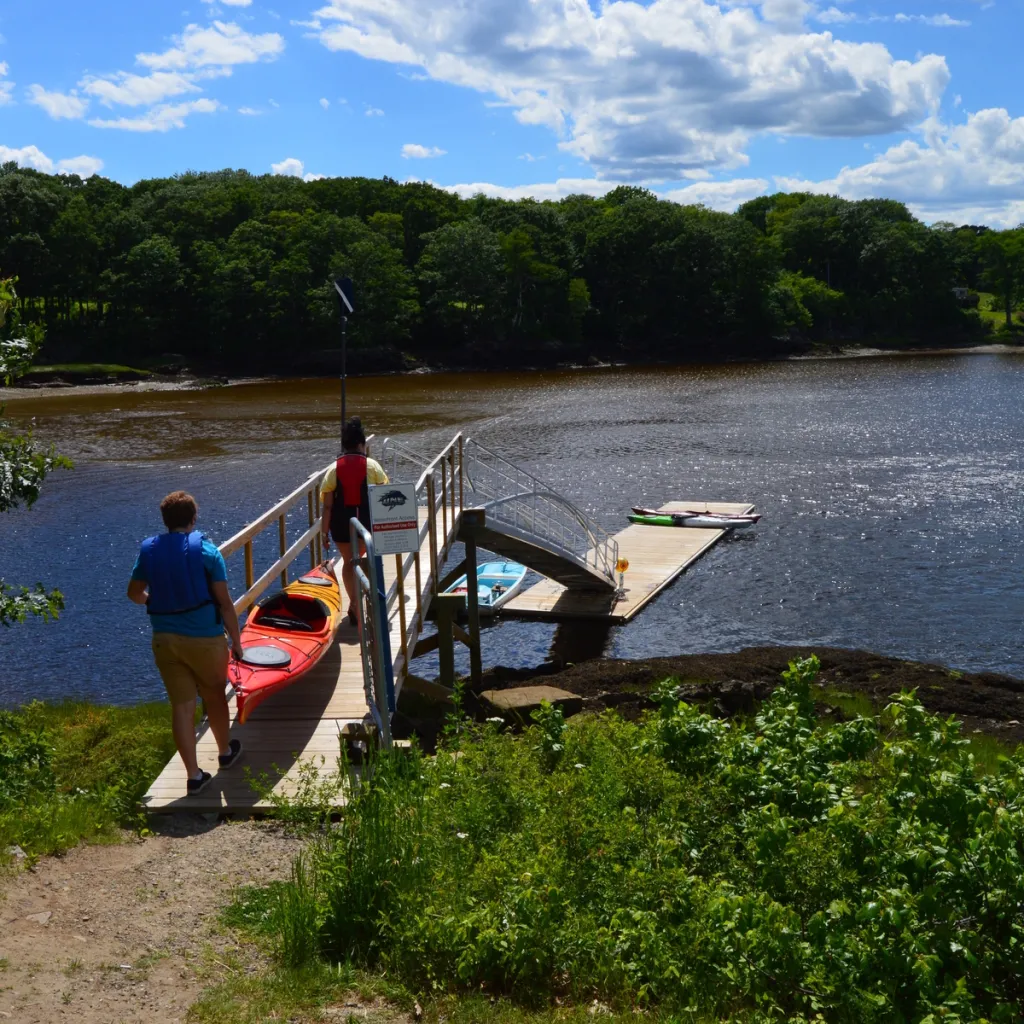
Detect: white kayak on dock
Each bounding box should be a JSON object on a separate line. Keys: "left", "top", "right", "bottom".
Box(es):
{"left": 629, "top": 506, "right": 761, "bottom": 529}
{"left": 442, "top": 560, "right": 528, "bottom": 614}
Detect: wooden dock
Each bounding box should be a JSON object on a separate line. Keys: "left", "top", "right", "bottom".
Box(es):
{"left": 143, "top": 433, "right": 753, "bottom": 812}
{"left": 502, "top": 501, "right": 755, "bottom": 623}
{"left": 144, "top": 444, "right": 462, "bottom": 813}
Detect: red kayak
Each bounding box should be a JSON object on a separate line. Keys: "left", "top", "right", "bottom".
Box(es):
{"left": 229, "top": 564, "right": 344, "bottom": 723}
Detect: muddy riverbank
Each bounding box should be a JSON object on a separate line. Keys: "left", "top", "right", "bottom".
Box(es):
{"left": 442, "top": 645, "right": 1024, "bottom": 747}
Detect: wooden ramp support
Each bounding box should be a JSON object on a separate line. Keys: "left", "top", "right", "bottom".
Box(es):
{"left": 502, "top": 501, "right": 756, "bottom": 624}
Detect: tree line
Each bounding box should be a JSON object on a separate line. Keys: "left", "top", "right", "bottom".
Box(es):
{"left": 1, "top": 161, "right": 1022, "bottom": 373}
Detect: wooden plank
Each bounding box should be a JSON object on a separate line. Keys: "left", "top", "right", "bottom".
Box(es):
{"left": 502, "top": 501, "right": 755, "bottom": 623}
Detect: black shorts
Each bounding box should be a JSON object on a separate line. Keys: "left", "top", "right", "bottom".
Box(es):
{"left": 330, "top": 504, "right": 370, "bottom": 544}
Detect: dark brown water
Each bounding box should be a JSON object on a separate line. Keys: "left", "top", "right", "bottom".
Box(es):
{"left": 3, "top": 356, "right": 1024, "bottom": 705}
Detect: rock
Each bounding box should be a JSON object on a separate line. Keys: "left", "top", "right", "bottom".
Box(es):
{"left": 480, "top": 685, "right": 584, "bottom": 720}
{"left": 714, "top": 680, "right": 760, "bottom": 716}
{"left": 26, "top": 911, "right": 52, "bottom": 925}
{"left": 5, "top": 845, "right": 25, "bottom": 862}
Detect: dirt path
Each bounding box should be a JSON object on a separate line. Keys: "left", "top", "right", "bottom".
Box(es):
{"left": 0, "top": 817, "right": 302, "bottom": 1024}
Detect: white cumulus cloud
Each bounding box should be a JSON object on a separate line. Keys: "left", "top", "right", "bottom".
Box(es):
{"left": 27, "top": 84, "right": 89, "bottom": 119}
{"left": 0, "top": 144, "right": 103, "bottom": 177}
{"left": 442, "top": 177, "right": 617, "bottom": 201}
{"left": 776, "top": 107, "right": 1024, "bottom": 227}
{"left": 663, "top": 177, "right": 771, "bottom": 210}
{"left": 138, "top": 21, "right": 285, "bottom": 71}
{"left": 893, "top": 13, "right": 969, "bottom": 27}
{"left": 439, "top": 174, "right": 768, "bottom": 209}
{"left": 82, "top": 71, "right": 200, "bottom": 108}
{"left": 89, "top": 98, "right": 220, "bottom": 132}
{"left": 319, "top": 96, "right": 330, "bottom": 109}
{"left": 401, "top": 143, "right": 445, "bottom": 158}
{"left": 0, "top": 63, "right": 12, "bottom": 106}
{"left": 26, "top": 20, "right": 284, "bottom": 141}
{"left": 305, "top": 0, "right": 950, "bottom": 181}
{"left": 271, "top": 157, "right": 326, "bottom": 181}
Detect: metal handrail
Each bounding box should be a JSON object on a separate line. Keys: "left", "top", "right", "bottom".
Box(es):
{"left": 462, "top": 438, "right": 618, "bottom": 584}
{"left": 350, "top": 517, "right": 393, "bottom": 748}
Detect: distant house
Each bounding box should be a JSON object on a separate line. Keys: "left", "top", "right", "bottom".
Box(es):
{"left": 951, "top": 286, "right": 969, "bottom": 301}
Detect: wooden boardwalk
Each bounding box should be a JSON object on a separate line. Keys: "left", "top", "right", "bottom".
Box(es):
{"left": 144, "top": 506, "right": 450, "bottom": 813}
{"left": 502, "top": 501, "right": 756, "bottom": 624}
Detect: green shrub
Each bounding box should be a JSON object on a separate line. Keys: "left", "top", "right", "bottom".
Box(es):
{"left": 258, "top": 657, "right": 1024, "bottom": 1022}
{"left": 0, "top": 700, "right": 175, "bottom": 859}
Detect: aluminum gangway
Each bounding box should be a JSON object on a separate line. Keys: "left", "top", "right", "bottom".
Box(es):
{"left": 380, "top": 436, "right": 619, "bottom": 594}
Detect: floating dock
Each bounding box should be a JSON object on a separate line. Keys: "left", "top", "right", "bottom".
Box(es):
{"left": 502, "top": 501, "right": 756, "bottom": 623}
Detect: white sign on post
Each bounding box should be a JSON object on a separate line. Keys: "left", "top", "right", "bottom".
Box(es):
{"left": 368, "top": 483, "right": 420, "bottom": 554}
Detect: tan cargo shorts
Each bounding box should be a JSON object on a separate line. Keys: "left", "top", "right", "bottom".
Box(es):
{"left": 152, "top": 633, "right": 228, "bottom": 706}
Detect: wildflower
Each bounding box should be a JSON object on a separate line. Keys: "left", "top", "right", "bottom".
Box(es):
{"left": 456, "top": 832, "right": 468, "bottom": 839}
{"left": 439, "top": 782, "right": 451, "bottom": 789}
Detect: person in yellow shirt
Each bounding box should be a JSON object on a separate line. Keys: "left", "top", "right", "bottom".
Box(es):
{"left": 320, "top": 417, "right": 388, "bottom": 625}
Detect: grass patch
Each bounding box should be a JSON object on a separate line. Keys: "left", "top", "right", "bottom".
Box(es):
{"left": 975, "top": 292, "right": 1024, "bottom": 335}
{"left": 27, "top": 363, "right": 152, "bottom": 376}
{"left": 189, "top": 961, "right": 697, "bottom": 1024}
{"left": 0, "top": 700, "right": 175, "bottom": 860}
{"left": 239, "top": 659, "right": 1024, "bottom": 1022}
{"left": 819, "top": 686, "right": 876, "bottom": 720}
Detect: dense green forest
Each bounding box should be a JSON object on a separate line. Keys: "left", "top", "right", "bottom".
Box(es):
{"left": 1, "top": 161, "right": 1022, "bottom": 373}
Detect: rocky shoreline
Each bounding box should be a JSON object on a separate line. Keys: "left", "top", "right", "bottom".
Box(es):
{"left": 393, "top": 645, "right": 1024, "bottom": 750}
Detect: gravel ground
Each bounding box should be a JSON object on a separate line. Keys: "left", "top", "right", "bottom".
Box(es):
{"left": 0, "top": 817, "right": 302, "bottom": 1024}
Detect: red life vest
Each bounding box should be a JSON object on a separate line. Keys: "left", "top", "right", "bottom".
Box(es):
{"left": 329, "top": 453, "right": 371, "bottom": 538}
{"left": 335, "top": 453, "right": 368, "bottom": 506}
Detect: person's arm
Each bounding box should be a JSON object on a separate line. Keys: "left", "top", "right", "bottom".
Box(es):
{"left": 127, "top": 579, "right": 148, "bottom": 605}
{"left": 210, "top": 580, "right": 243, "bottom": 660}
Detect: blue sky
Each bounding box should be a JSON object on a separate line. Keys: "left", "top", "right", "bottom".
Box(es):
{"left": 2, "top": 1, "right": 1023, "bottom": 224}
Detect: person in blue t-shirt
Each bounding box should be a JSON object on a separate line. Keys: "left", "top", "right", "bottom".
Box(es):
{"left": 128, "top": 490, "right": 244, "bottom": 796}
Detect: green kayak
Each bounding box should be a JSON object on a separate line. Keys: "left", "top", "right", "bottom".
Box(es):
{"left": 628, "top": 508, "right": 760, "bottom": 529}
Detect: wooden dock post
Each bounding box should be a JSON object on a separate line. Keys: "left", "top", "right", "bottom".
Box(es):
{"left": 433, "top": 594, "right": 462, "bottom": 688}
{"left": 462, "top": 509, "right": 485, "bottom": 687}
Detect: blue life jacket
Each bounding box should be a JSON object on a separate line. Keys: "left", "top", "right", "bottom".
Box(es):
{"left": 139, "top": 530, "right": 216, "bottom": 618}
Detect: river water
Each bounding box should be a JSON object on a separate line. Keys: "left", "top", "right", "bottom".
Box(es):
{"left": 2, "top": 355, "right": 1023, "bottom": 706}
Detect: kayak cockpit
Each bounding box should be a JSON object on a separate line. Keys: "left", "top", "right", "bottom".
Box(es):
{"left": 249, "top": 593, "right": 331, "bottom": 633}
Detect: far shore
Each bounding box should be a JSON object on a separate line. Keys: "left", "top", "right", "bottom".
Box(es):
{"left": 792, "top": 341, "right": 1024, "bottom": 360}
{"left": 4, "top": 342, "right": 1023, "bottom": 402}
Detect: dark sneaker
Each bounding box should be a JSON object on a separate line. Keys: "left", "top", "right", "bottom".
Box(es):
{"left": 347, "top": 607, "right": 358, "bottom": 627}
{"left": 187, "top": 770, "right": 212, "bottom": 796}
{"left": 218, "top": 739, "right": 243, "bottom": 769}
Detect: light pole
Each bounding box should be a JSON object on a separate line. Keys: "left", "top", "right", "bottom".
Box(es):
{"left": 333, "top": 277, "right": 354, "bottom": 447}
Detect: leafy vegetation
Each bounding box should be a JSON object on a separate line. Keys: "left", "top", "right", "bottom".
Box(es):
{"left": 1, "top": 165, "right": 1018, "bottom": 373}
{"left": 234, "top": 657, "right": 1024, "bottom": 1022}
{"left": 25, "top": 362, "right": 152, "bottom": 376}
{"left": 0, "top": 700, "right": 176, "bottom": 859}
{"left": 1, "top": 274, "right": 71, "bottom": 625}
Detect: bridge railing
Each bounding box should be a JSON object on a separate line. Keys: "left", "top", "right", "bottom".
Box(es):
{"left": 219, "top": 462, "right": 330, "bottom": 616}
{"left": 462, "top": 438, "right": 618, "bottom": 585}
{"left": 378, "top": 433, "right": 465, "bottom": 696}
{"left": 350, "top": 517, "right": 393, "bottom": 748}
